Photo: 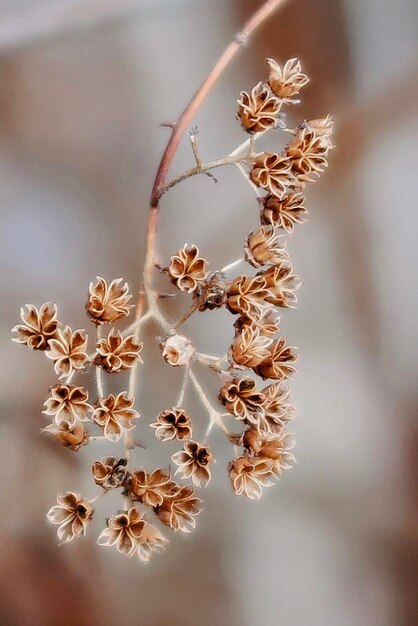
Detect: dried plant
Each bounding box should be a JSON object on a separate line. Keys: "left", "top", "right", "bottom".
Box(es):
{"left": 11, "top": 0, "right": 334, "bottom": 563}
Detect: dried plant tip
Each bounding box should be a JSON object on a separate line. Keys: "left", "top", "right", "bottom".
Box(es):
{"left": 12, "top": 302, "right": 59, "bottom": 351}
{"left": 86, "top": 277, "right": 133, "bottom": 324}
{"left": 95, "top": 329, "right": 143, "bottom": 373}
{"left": 167, "top": 244, "right": 209, "bottom": 293}
{"left": 286, "top": 126, "right": 331, "bottom": 183}
{"left": 131, "top": 468, "right": 177, "bottom": 507}
{"left": 302, "top": 115, "right": 334, "bottom": 148}
{"left": 236, "top": 308, "right": 280, "bottom": 338}
{"left": 259, "top": 263, "right": 302, "bottom": 308}
{"left": 237, "top": 81, "right": 281, "bottom": 133}
{"left": 156, "top": 486, "right": 202, "bottom": 533}
{"left": 93, "top": 392, "right": 139, "bottom": 442}
{"left": 42, "top": 421, "right": 90, "bottom": 451}
{"left": 43, "top": 384, "right": 92, "bottom": 428}
{"left": 250, "top": 152, "right": 295, "bottom": 199}
{"left": 253, "top": 338, "right": 298, "bottom": 380}
{"left": 47, "top": 492, "right": 93, "bottom": 543}
{"left": 92, "top": 456, "right": 128, "bottom": 489}
{"left": 97, "top": 507, "right": 168, "bottom": 562}
{"left": 227, "top": 274, "right": 269, "bottom": 320}
{"left": 219, "top": 377, "right": 265, "bottom": 422}
{"left": 45, "top": 325, "right": 90, "bottom": 380}
{"left": 260, "top": 192, "right": 308, "bottom": 233}
{"left": 172, "top": 440, "right": 213, "bottom": 487}
{"left": 230, "top": 323, "right": 272, "bottom": 368}
{"left": 228, "top": 456, "right": 277, "bottom": 500}
{"left": 261, "top": 381, "right": 295, "bottom": 432}
{"left": 244, "top": 226, "right": 289, "bottom": 268}
{"left": 194, "top": 274, "right": 229, "bottom": 311}
{"left": 267, "top": 57, "right": 309, "bottom": 98}
{"left": 150, "top": 407, "right": 192, "bottom": 442}
{"left": 242, "top": 427, "right": 295, "bottom": 474}
{"left": 161, "top": 334, "right": 195, "bottom": 367}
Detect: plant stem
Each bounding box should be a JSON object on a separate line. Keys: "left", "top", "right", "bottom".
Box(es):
{"left": 95, "top": 326, "right": 104, "bottom": 398}
{"left": 189, "top": 368, "right": 230, "bottom": 440}
{"left": 220, "top": 257, "right": 245, "bottom": 273}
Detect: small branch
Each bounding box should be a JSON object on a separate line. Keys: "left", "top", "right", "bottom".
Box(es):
{"left": 220, "top": 257, "right": 245, "bottom": 273}
{"left": 89, "top": 488, "right": 111, "bottom": 504}
{"left": 188, "top": 368, "right": 230, "bottom": 441}
{"left": 176, "top": 365, "right": 190, "bottom": 407}
{"left": 189, "top": 128, "right": 202, "bottom": 168}
{"left": 173, "top": 301, "right": 199, "bottom": 331}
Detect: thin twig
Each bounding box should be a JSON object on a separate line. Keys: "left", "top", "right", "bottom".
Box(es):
{"left": 188, "top": 368, "right": 230, "bottom": 441}
{"left": 176, "top": 365, "right": 190, "bottom": 407}
{"left": 95, "top": 326, "right": 104, "bottom": 398}
{"left": 220, "top": 257, "right": 245, "bottom": 273}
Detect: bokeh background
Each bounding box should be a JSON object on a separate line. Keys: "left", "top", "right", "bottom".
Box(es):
{"left": 1, "top": 1, "right": 417, "bottom": 625}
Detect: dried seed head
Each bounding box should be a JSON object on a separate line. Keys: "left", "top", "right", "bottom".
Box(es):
{"left": 219, "top": 377, "right": 265, "bottom": 422}
{"left": 241, "top": 426, "right": 295, "bottom": 475}
{"left": 95, "top": 329, "right": 143, "bottom": 373}
{"left": 267, "top": 57, "right": 309, "bottom": 98}
{"left": 43, "top": 384, "right": 92, "bottom": 428}
{"left": 253, "top": 338, "right": 298, "bottom": 380}
{"left": 230, "top": 323, "right": 272, "bottom": 368}
{"left": 86, "top": 277, "right": 133, "bottom": 325}
{"left": 97, "top": 507, "right": 168, "bottom": 562}
{"left": 168, "top": 244, "right": 209, "bottom": 293}
{"left": 131, "top": 468, "right": 177, "bottom": 507}
{"left": 260, "top": 192, "right": 309, "bottom": 233}
{"left": 259, "top": 263, "right": 302, "bottom": 308}
{"left": 228, "top": 456, "right": 277, "bottom": 500}
{"left": 286, "top": 126, "right": 330, "bottom": 183}
{"left": 172, "top": 440, "right": 214, "bottom": 487}
{"left": 194, "top": 274, "right": 229, "bottom": 311}
{"left": 156, "top": 486, "right": 202, "bottom": 533}
{"left": 250, "top": 152, "right": 295, "bottom": 199}
{"left": 161, "top": 334, "right": 195, "bottom": 367}
{"left": 93, "top": 392, "right": 139, "bottom": 442}
{"left": 47, "top": 492, "right": 93, "bottom": 543}
{"left": 262, "top": 381, "right": 295, "bottom": 432}
{"left": 45, "top": 326, "right": 90, "bottom": 380}
{"left": 92, "top": 457, "right": 128, "bottom": 489}
{"left": 235, "top": 308, "right": 280, "bottom": 338}
{"left": 227, "top": 274, "right": 269, "bottom": 320}
{"left": 12, "top": 302, "right": 59, "bottom": 351}
{"left": 150, "top": 407, "right": 192, "bottom": 442}
{"left": 237, "top": 81, "right": 281, "bottom": 133}
{"left": 42, "top": 421, "right": 90, "bottom": 451}
{"left": 303, "top": 115, "right": 334, "bottom": 148}
{"left": 244, "top": 226, "right": 289, "bottom": 268}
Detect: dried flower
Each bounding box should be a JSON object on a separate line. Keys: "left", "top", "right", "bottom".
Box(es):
{"left": 194, "top": 273, "right": 229, "bottom": 310}
{"left": 219, "top": 377, "right": 265, "bottom": 422}
{"left": 12, "top": 302, "right": 59, "bottom": 350}
{"left": 172, "top": 440, "right": 213, "bottom": 487}
{"left": 250, "top": 152, "right": 295, "bottom": 198}
{"left": 228, "top": 456, "right": 277, "bottom": 500}
{"left": 168, "top": 244, "right": 208, "bottom": 293}
{"left": 262, "top": 381, "right": 295, "bottom": 432}
{"left": 131, "top": 468, "right": 177, "bottom": 507}
{"left": 93, "top": 392, "right": 139, "bottom": 442}
{"left": 267, "top": 57, "right": 309, "bottom": 98}
{"left": 156, "top": 486, "right": 202, "bottom": 533}
{"left": 227, "top": 274, "right": 270, "bottom": 320}
{"left": 46, "top": 325, "right": 89, "bottom": 380}
{"left": 286, "top": 127, "right": 330, "bottom": 183}
{"left": 245, "top": 226, "right": 289, "bottom": 268}
{"left": 92, "top": 457, "right": 128, "bottom": 489}
{"left": 47, "top": 492, "right": 93, "bottom": 543}
{"left": 95, "top": 329, "right": 143, "bottom": 373}
{"left": 237, "top": 81, "right": 281, "bottom": 133}
{"left": 150, "top": 407, "right": 192, "bottom": 442}
{"left": 253, "top": 338, "right": 298, "bottom": 380}
{"left": 86, "top": 276, "right": 133, "bottom": 324}
{"left": 161, "top": 334, "right": 195, "bottom": 367}
{"left": 303, "top": 115, "right": 334, "bottom": 148}
{"left": 97, "top": 507, "right": 168, "bottom": 561}
{"left": 43, "top": 384, "right": 92, "bottom": 428}
{"left": 260, "top": 192, "right": 308, "bottom": 233}
{"left": 230, "top": 323, "right": 272, "bottom": 368}
{"left": 42, "top": 421, "right": 90, "bottom": 451}
{"left": 260, "top": 263, "right": 302, "bottom": 308}
{"left": 242, "top": 427, "right": 295, "bottom": 474}
{"left": 236, "top": 308, "right": 280, "bottom": 338}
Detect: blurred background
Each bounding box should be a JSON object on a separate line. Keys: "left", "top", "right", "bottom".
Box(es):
{"left": 0, "top": 1, "right": 417, "bottom": 625}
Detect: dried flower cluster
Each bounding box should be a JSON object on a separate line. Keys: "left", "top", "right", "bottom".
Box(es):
{"left": 13, "top": 55, "right": 333, "bottom": 562}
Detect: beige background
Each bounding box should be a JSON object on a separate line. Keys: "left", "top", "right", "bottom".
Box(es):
{"left": 0, "top": 1, "right": 417, "bottom": 625}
